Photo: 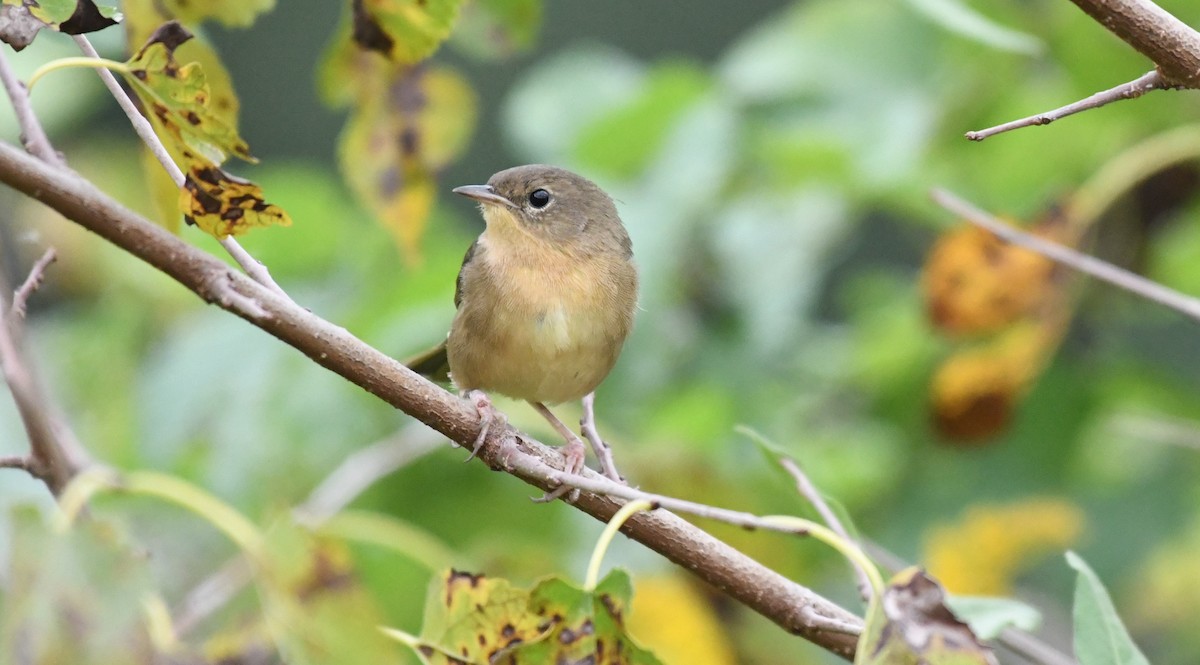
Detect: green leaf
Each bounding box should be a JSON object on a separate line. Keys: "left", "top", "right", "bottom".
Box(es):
{"left": 1066, "top": 551, "right": 1151, "bottom": 665}
{"left": 573, "top": 62, "right": 710, "bottom": 178}
{"left": 156, "top": 0, "right": 275, "bottom": 27}
{"left": 351, "top": 0, "right": 465, "bottom": 64}
{"left": 395, "top": 569, "right": 663, "bottom": 664}
{"left": 945, "top": 596, "right": 1042, "bottom": 640}
{"left": 124, "top": 21, "right": 253, "bottom": 164}
{"left": 904, "top": 0, "right": 1041, "bottom": 55}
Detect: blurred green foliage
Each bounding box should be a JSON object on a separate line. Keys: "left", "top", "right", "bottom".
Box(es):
{"left": 3, "top": 0, "right": 1200, "bottom": 663}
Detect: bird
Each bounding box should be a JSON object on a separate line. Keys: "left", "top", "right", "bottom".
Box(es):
{"left": 408, "top": 164, "right": 638, "bottom": 497}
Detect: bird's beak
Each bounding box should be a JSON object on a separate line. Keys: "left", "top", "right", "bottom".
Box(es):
{"left": 452, "top": 184, "right": 517, "bottom": 209}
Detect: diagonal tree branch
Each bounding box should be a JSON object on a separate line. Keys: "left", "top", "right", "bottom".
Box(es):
{"left": 967, "top": 0, "right": 1200, "bottom": 140}
{"left": 0, "top": 140, "right": 863, "bottom": 659}
{"left": 1067, "top": 0, "right": 1200, "bottom": 87}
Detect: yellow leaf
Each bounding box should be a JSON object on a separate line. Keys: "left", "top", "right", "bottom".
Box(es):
{"left": 923, "top": 499, "right": 1085, "bottom": 596}
{"left": 180, "top": 161, "right": 291, "bottom": 238}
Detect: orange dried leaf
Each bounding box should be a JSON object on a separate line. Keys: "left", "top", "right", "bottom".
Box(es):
{"left": 922, "top": 224, "right": 1061, "bottom": 336}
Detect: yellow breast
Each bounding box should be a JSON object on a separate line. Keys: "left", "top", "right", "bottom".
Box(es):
{"left": 446, "top": 223, "right": 636, "bottom": 405}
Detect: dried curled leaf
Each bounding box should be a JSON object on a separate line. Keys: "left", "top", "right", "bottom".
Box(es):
{"left": 0, "top": 0, "right": 119, "bottom": 50}
{"left": 181, "top": 161, "right": 291, "bottom": 237}
{"left": 856, "top": 568, "right": 997, "bottom": 665}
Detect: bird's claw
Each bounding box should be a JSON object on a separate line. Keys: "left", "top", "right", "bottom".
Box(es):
{"left": 464, "top": 390, "right": 503, "bottom": 462}
{"left": 533, "top": 436, "right": 586, "bottom": 503}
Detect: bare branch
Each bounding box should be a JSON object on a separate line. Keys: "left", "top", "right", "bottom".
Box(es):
{"left": 0, "top": 49, "right": 60, "bottom": 165}
{"left": 0, "top": 454, "right": 33, "bottom": 471}
{"left": 0, "top": 263, "right": 76, "bottom": 495}
{"left": 0, "top": 140, "right": 861, "bottom": 658}
{"left": 780, "top": 457, "right": 874, "bottom": 603}
{"left": 931, "top": 188, "right": 1200, "bottom": 324}
{"left": 966, "top": 70, "right": 1166, "bottom": 141}
{"left": 11, "top": 247, "right": 56, "bottom": 318}
{"left": 71, "top": 35, "right": 291, "bottom": 302}
{"left": 1067, "top": 0, "right": 1200, "bottom": 87}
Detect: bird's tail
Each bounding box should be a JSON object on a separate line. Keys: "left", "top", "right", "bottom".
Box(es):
{"left": 405, "top": 340, "right": 451, "bottom": 384}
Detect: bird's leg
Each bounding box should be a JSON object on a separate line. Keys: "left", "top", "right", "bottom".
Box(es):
{"left": 464, "top": 389, "right": 504, "bottom": 462}
{"left": 529, "top": 401, "right": 585, "bottom": 502}
{"left": 580, "top": 392, "right": 623, "bottom": 483}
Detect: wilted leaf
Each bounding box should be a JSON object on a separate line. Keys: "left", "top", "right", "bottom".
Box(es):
{"left": 351, "top": 0, "right": 465, "bottom": 63}
{"left": 1066, "top": 552, "right": 1151, "bottom": 665}
{"left": 856, "top": 568, "right": 997, "bottom": 665}
{"left": 180, "top": 160, "right": 292, "bottom": 237}
{"left": 0, "top": 0, "right": 118, "bottom": 50}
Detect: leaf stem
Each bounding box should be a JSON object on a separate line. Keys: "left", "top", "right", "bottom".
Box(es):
{"left": 585, "top": 499, "right": 656, "bottom": 592}
{"left": 760, "top": 515, "right": 886, "bottom": 597}
{"left": 27, "top": 56, "right": 129, "bottom": 92}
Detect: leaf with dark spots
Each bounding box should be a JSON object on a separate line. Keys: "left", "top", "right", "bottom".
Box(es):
{"left": 180, "top": 163, "right": 290, "bottom": 238}
{"left": 123, "top": 20, "right": 254, "bottom": 165}
{"left": 346, "top": 0, "right": 464, "bottom": 64}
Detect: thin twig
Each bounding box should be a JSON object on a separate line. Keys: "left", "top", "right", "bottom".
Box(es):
{"left": 0, "top": 455, "right": 32, "bottom": 471}
{"left": 173, "top": 424, "right": 443, "bottom": 636}
{"left": 0, "top": 257, "right": 76, "bottom": 494}
{"left": 11, "top": 247, "right": 56, "bottom": 318}
{"left": 71, "top": 35, "right": 291, "bottom": 301}
{"left": 0, "top": 49, "right": 61, "bottom": 165}
{"left": 931, "top": 188, "right": 1200, "bottom": 324}
{"left": 780, "top": 457, "right": 874, "bottom": 603}
{"left": 965, "top": 70, "right": 1165, "bottom": 141}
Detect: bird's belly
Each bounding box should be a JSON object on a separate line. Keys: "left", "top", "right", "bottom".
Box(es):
{"left": 448, "top": 299, "right": 623, "bottom": 405}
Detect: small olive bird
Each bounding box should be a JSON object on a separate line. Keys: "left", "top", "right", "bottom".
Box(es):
{"left": 408, "top": 164, "right": 638, "bottom": 492}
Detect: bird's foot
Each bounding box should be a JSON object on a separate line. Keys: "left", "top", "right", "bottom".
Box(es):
{"left": 464, "top": 390, "right": 503, "bottom": 462}
{"left": 581, "top": 392, "right": 624, "bottom": 483}
{"left": 532, "top": 436, "right": 586, "bottom": 503}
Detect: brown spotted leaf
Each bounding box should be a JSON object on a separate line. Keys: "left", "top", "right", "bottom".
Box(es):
{"left": 336, "top": 62, "right": 476, "bottom": 259}
{"left": 180, "top": 159, "right": 291, "bottom": 237}
{"left": 855, "top": 568, "right": 997, "bottom": 665}
{"left": 410, "top": 569, "right": 552, "bottom": 664}
{"left": 514, "top": 571, "right": 663, "bottom": 665}
{"left": 0, "top": 0, "right": 119, "bottom": 50}
{"left": 124, "top": 21, "right": 254, "bottom": 165}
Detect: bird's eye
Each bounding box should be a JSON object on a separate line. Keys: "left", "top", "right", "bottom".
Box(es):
{"left": 528, "top": 189, "right": 551, "bottom": 209}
